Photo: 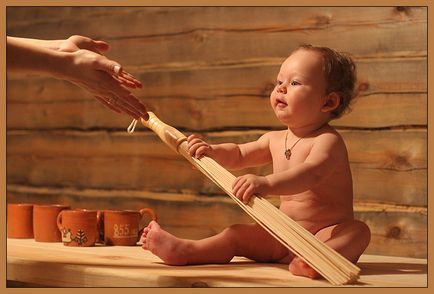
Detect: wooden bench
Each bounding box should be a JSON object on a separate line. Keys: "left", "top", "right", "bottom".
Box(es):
{"left": 7, "top": 238, "right": 427, "bottom": 287}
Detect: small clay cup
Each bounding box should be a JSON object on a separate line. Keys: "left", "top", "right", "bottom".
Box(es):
{"left": 33, "top": 204, "right": 70, "bottom": 242}
{"left": 102, "top": 208, "right": 157, "bottom": 246}
{"left": 7, "top": 203, "right": 34, "bottom": 238}
{"left": 57, "top": 209, "right": 101, "bottom": 247}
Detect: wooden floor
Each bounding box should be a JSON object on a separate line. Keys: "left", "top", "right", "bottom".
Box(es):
{"left": 7, "top": 238, "right": 427, "bottom": 287}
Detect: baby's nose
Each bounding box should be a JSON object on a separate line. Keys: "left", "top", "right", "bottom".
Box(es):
{"left": 277, "top": 85, "right": 287, "bottom": 94}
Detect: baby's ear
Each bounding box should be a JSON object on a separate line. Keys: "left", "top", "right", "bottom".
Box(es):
{"left": 321, "top": 92, "right": 340, "bottom": 113}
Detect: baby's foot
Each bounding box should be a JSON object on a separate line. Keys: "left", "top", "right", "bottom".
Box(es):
{"left": 141, "top": 220, "right": 189, "bottom": 265}
{"left": 288, "top": 257, "right": 320, "bottom": 279}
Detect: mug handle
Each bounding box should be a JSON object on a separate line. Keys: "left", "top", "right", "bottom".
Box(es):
{"left": 56, "top": 210, "right": 64, "bottom": 232}
{"left": 139, "top": 208, "right": 157, "bottom": 223}
{"left": 96, "top": 210, "right": 103, "bottom": 243}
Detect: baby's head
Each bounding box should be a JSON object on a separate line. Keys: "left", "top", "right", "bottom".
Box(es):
{"left": 271, "top": 44, "right": 357, "bottom": 127}
{"left": 292, "top": 44, "right": 357, "bottom": 119}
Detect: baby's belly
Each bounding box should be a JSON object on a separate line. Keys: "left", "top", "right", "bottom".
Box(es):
{"left": 279, "top": 195, "right": 353, "bottom": 234}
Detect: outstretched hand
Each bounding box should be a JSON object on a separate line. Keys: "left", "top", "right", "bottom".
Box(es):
{"left": 57, "top": 35, "right": 147, "bottom": 119}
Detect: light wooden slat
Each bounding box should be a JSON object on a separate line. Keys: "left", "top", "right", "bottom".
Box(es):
{"left": 7, "top": 239, "right": 427, "bottom": 287}
{"left": 6, "top": 93, "right": 427, "bottom": 130}
{"left": 6, "top": 57, "right": 427, "bottom": 130}
{"left": 7, "top": 129, "right": 427, "bottom": 169}
{"left": 6, "top": 129, "right": 427, "bottom": 206}
{"left": 7, "top": 7, "right": 426, "bottom": 58}
{"left": 6, "top": 186, "right": 427, "bottom": 259}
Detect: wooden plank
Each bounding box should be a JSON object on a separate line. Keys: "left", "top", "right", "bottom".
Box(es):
{"left": 6, "top": 7, "right": 426, "bottom": 60}
{"left": 7, "top": 239, "right": 427, "bottom": 287}
{"left": 6, "top": 58, "right": 427, "bottom": 130}
{"left": 6, "top": 93, "right": 427, "bottom": 130}
{"left": 6, "top": 129, "right": 426, "bottom": 206}
{"left": 7, "top": 129, "right": 427, "bottom": 169}
{"left": 355, "top": 210, "right": 427, "bottom": 259}
{"left": 6, "top": 186, "right": 427, "bottom": 259}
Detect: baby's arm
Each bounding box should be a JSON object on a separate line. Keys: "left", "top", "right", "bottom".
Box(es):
{"left": 187, "top": 133, "right": 272, "bottom": 170}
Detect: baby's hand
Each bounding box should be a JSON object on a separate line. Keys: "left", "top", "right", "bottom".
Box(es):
{"left": 232, "top": 174, "right": 270, "bottom": 204}
{"left": 187, "top": 134, "right": 213, "bottom": 158}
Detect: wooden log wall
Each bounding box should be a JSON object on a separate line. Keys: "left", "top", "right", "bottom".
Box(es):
{"left": 6, "top": 7, "right": 427, "bottom": 258}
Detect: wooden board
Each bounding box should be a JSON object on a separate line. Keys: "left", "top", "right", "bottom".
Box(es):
{"left": 6, "top": 7, "right": 427, "bottom": 61}
{"left": 7, "top": 58, "right": 427, "bottom": 129}
{"left": 7, "top": 239, "right": 427, "bottom": 287}
{"left": 6, "top": 129, "right": 427, "bottom": 206}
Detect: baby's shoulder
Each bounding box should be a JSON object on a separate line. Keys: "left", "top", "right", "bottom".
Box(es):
{"left": 312, "top": 126, "right": 347, "bottom": 152}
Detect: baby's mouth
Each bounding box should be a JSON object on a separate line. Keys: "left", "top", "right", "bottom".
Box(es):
{"left": 276, "top": 97, "right": 287, "bottom": 107}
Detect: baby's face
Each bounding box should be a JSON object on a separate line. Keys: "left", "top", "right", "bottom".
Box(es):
{"left": 270, "top": 49, "right": 328, "bottom": 127}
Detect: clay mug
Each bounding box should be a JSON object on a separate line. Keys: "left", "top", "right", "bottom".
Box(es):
{"left": 57, "top": 209, "right": 101, "bottom": 247}
{"left": 102, "top": 208, "right": 157, "bottom": 246}
{"left": 7, "top": 203, "right": 34, "bottom": 238}
{"left": 33, "top": 204, "right": 70, "bottom": 242}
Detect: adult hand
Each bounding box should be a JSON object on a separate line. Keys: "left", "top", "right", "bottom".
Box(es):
{"left": 58, "top": 35, "right": 147, "bottom": 119}
{"left": 7, "top": 35, "right": 148, "bottom": 119}
{"left": 61, "top": 48, "right": 147, "bottom": 119}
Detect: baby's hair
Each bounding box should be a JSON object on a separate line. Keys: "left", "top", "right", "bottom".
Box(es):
{"left": 292, "top": 44, "right": 357, "bottom": 118}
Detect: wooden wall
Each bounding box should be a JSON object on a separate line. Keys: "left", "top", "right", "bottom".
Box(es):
{"left": 6, "top": 7, "right": 427, "bottom": 258}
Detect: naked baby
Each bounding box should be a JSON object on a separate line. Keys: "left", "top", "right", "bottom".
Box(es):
{"left": 141, "top": 44, "right": 371, "bottom": 279}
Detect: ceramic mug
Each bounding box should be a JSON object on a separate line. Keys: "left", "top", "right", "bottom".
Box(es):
{"left": 102, "top": 208, "right": 157, "bottom": 246}
{"left": 7, "top": 203, "right": 34, "bottom": 238}
{"left": 57, "top": 209, "right": 101, "bottom": 247}
{"left": 33, "top": 204, "right": 70, "bottom": 242}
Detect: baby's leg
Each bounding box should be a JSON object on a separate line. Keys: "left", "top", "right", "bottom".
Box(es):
{"left": 289, "top": 220, "right": 371, "bottom": 279}
{"left": 142, "top": 221, "right": 287, "bottom": 265}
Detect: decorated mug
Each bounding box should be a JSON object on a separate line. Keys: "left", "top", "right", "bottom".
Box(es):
{"left": 102, "top": 208, "right": 157, "bottom": 246}
{"left": 57, "top": 209, "right": 101, "bottom": 247}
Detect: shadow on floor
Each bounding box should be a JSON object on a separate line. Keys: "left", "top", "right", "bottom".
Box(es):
{"left": 357, "top": 262, "right": 427, "bottom": 276}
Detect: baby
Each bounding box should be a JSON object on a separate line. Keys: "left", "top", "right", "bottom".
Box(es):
{"left": 141, "top": 44, "right": 371, "bottom": 279}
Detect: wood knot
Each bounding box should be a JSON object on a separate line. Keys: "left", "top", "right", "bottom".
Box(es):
{"left": 395, "top": 6, "right": 410, "bottom": 14}
{"left": 394, "top": 7, "right": 412, "bottom": 19}
{"left": 192, "top": 281, "right": 209, "bottom": 287}
{"left": 357, "top": 81, "right": 370, "bottom": 92}
{"left": 194, "top": 32, "right": 207, "bottom": 43}
{"left": 385, "top": 152, "right": 412, "bottom": 170}
{"left": 314, "top": 15, "right": 331, "bottom": 27}
{"left": 386, "top": 226, "right": 401, "bottom": 239}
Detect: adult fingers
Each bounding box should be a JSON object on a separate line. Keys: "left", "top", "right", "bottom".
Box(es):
{"left": 100, "top": 74, "right": 147, "bottom": 117}
{"left": 94, "top": 96, "right": 122, "bottom": 114}
{"left": 120, "top": 71, "right": 143, "bottom": 88}
{"left": 109, "top": 97, "right": 141, "bottom": 119}
{"left": 93, "top": 40, "right": 109, "bottom": 52}
{"left": 94, "top": 55, "right": 122, "bottom": 76}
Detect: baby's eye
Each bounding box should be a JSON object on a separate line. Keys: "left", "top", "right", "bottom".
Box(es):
{"left": 276, "top": 80, "right": 283, "bottom": 86}
{"left": 290, "top": 80, "right": 301, "bottom": 86}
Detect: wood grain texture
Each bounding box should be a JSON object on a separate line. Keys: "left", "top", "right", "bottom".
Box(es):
{"left": 6, "top": 128, "right": 427, "bottom": 206}
{"left": 6, "top": 6, "right": 427, "bottom": 258}
{"left": 7, "top": 239, "right": 427, "bottom": 287}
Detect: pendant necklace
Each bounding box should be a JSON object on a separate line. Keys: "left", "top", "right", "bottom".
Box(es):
{"left": 284, "top": 130, "right": 303, "bottom": 160}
